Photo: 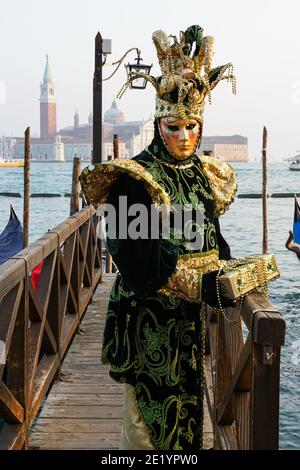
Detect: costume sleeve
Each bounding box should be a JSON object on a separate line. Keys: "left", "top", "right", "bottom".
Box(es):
{"left": 215, "top": 217, "right": 232, "bottom": 261}
{"left": 106, "top": 173, "right": 179, "bottom": 296}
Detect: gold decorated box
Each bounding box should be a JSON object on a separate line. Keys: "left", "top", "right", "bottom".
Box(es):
{"left": 218, "top": 254, "right": 280, "bottom": 300}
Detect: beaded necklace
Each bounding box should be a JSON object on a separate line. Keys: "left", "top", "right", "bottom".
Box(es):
{"left": 145, "top": 147, "right": 196, "bottom": 169}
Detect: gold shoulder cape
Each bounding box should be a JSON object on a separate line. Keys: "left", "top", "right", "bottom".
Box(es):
{"left": 200, "top": 156, "right": 237, "bottom": 216}
{"left": 79, "top": 159, "right": 171, "bottom": 208}
{"left": 79, "top": 156, "right": 237, "bottom": 216}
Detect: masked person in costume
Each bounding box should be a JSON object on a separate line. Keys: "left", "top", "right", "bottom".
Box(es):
{"left": 80, "top": 25, "right": 237, "bottom": 450}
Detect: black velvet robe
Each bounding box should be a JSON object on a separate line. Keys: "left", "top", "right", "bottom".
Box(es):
{"left": 101, "top": 147, "right": 232, "bottom": 450}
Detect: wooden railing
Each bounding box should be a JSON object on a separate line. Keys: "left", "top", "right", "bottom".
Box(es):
{"left": 0, "top": 206, "right": 102, "bottom": 449}
{"left": 0, "top": 203, "right": 286, "bottom": 450}
{"left": 205, "top": 291, "right": 286, "bottom": 450}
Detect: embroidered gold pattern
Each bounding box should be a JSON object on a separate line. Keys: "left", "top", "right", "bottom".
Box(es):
{"left": 159, "top": 249, "right": 226, "bottom": 303}
{"left": 200, "top": 156, "right": 237, "bottom": 216}
{"left": 218, "top": 254, "right": 280, "bottom": 300}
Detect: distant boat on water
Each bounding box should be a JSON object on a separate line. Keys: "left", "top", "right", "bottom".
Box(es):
{"left": 288, "top": 153, "right": 300, "bottom": 171}
{"left": 0, "top": 158, "right": 24, "bottom": 167}
{"left": 289, "top": 158, "right": 300, "bottom": 171}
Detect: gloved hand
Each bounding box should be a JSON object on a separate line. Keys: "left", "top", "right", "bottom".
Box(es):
{"left": 201, "top": 270, "right": 236, "bottom": 308}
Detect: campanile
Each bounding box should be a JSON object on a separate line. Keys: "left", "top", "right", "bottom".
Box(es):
{"left": 40, "top": 55, "right": 57, "bottom": 139}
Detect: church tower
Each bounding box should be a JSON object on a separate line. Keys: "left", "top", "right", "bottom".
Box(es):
{"left": 40, "top": 55, "right": 57, "bottom": 139}
{"left": 74, "top": 110, "right": 79, "bottom": 129}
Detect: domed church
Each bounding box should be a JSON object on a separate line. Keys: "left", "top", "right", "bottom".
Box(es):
{"left": 104, "top": 100, "right": 125, "bottom": 125}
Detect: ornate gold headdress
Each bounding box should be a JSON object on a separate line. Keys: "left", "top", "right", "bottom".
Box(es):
{"left": 117, "top": 25, "right": 236, "bottom": 123}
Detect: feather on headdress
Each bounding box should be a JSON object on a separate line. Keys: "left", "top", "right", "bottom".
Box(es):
{"left": 117, "top": 25, "right": 236, "bottom": 122}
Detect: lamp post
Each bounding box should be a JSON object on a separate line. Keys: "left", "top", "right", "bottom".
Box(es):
{"left": 92, "top": 33, "right": 104, "bottom": 165}
{"left": 92, "top": 32, "right": 152, "bottom": 164}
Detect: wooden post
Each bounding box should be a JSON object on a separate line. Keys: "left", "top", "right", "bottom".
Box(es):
{"left": 113, "top": 134, "right": 119, "bottom": 159}
{"left": 70, "top": 157, "right": 81, "bottom": 215}
{"left": 249, "top": 309, "right": 285, "bottom": 449}
{"left": 105, "top": 153, "right": 113, "bottom": 273}
{"left": 6, "top": 284, "right": 29, "bottom": 448}
{"left": 262, "top": 127, "right": 268, "bottom": 254}
{"left": 93, "top": 32, "right": 102, "bottom": 164}
{"left": 23, "top": 127, "right": 30, "bottom": 248}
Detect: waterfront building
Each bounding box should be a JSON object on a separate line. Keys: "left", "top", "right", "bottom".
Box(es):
{"left": 199, "top": 135, "right": 248, "bottom": 162}
{"left": 2, "top": 58, "right": 248, "bottom": 162}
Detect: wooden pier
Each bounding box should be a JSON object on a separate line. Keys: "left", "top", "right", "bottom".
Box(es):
{"left": 0, "top": 207, "right": 285, "bottom": 450}
{"left": 29, "top": 273, "right": 213, "bottom": 450}
{"left": 29, "top": 274, "right": 123, "bottom": 450}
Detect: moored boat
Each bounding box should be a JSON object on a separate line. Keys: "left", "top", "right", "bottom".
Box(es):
{"left": 0, "top": 158, "right": 24, "bottom": 167}
{"left": 288, "top": 153, "right": 300, "bottom": 171}
{"left": 0, "top": 204, "right": 23, "bottom": 265}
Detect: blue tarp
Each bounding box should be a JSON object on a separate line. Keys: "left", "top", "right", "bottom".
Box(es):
{"left": 293, "top": 195, "right": 300, "bottom": 245}
{"left": 0, "top": 205, "right": 23, "bottom": 265}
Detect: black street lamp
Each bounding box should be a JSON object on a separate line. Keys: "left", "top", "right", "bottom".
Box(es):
{"left": 92, "top": 32, "right": 152, "bottom": 164}
{"left": 125, "top": 49, "right": 153, "bottom": 89}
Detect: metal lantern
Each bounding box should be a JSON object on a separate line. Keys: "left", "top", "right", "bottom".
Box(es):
{"left": 125, "top": 50, "right": 152, "bottom": 89}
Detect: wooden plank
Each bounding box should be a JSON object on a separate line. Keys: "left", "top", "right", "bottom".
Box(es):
{"left": 43, "top": 250, "right": 60, "bottom": 356}
{"left": 79, "top": 286, "right": 97, "bottom": 317}
{"left": 0, "top": 382, "right": 24, "bottom": 424}
{"left": 68, "top": 343, "right": 103, "bottom": 351}
{"left": 236, "top": 392, "right": 250, "bottom": 449}
{"left": 70, "top": 231, "right": 80, "bottom": 317}
{"left": 249, "top": 344, "right": 281, "bottom": 449}
{"left": 31, "top": 418, "right": 122, "bottom": 433}
{"left": 61, "top": 364, "right": 112, "bottom": 374}
{"left": 215, "top": 313, "right": 234, "bottom": 425}
{"left": 49, "top": 384, "right": 122, "bottom": 394}
{"left": 20, "top": 233, "right": 58, "bottom": 272}
{"left": 30, "top": 433, "right": 120, "bottom": 450}
{"left": 60, "top": 314, "right": 78, "bottom": 358}
{"left": 37, "top": 250, "right": 57, "bottom": 311}
{"left": 45, "top": 394, "right": 123, "bottom": 406}
{"left": 216, "top": 424, "right": 239, "bottom": 450}
{"left": 61, "top": 233, "right": 76, "bottom": 280}
{"left": 78, "top": 222, "right": 91, "bottom": 287}
{"left": 0, "top": 259, "right": 25, "bottom": 299}
{"left": 27, "top": 313, "right": 49, "bottom": 400}
{"left": 6, "top": 283, "right": 28, "bottom": 448}
{"left": 253, "top": 311, "right": 285, "bottom": 346}
{"left": 29, "top": 282, "right": 57, "bottom": 355}
{"left": 242, "top": 292, "right": 285, "bottom": 346}
{"left": 64, "top": 356, "right": 103, "bottom": 365}
{"left": 217, "top": 335, "right": 251, "bottom": 424}
{"left": 0, "top": 423, "right": 26, "bottom": 450}
{"left": 29, "top": 354, "right": 59, "bottom": 425}
{"left": 38, "top": 405, "right": 123, "bottom": 419}
{"left": 55, "top": 373, "right": 116, "bottom": 384}
{"left": 0, "top": 281, "right": 23, "bottom": 362}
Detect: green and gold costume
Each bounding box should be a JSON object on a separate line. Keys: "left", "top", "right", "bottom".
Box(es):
{"left": 80, "top": 24, "right": 237, "bottom": 450}
{"left": 81, "top": 135, "right": 237, "bottom": 449}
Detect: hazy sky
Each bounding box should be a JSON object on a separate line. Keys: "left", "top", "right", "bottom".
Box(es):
{"left": 0, "top": 0, "right": 300, "bottom": 160}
